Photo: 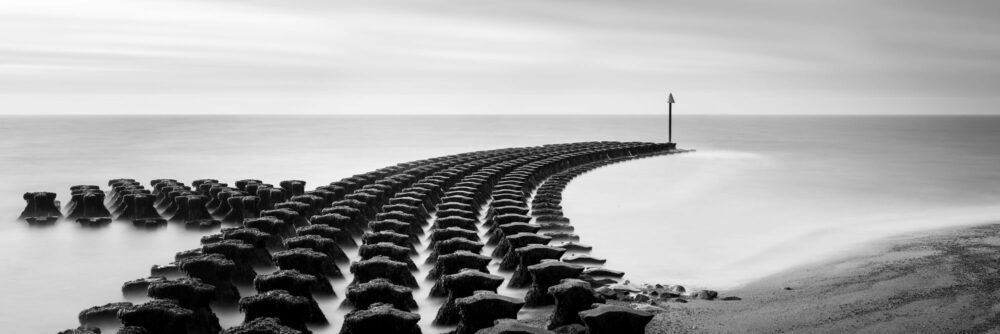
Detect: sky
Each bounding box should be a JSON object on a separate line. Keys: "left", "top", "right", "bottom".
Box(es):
{"left": 1, "top": 0, "right": 998, "bottom": 115}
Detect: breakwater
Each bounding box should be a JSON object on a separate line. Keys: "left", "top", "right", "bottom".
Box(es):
{"left": 22, "top": 141, "right": 678, "bottom": 334}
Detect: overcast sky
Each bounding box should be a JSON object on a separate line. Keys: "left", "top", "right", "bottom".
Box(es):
{"left": 2, "top": 0, "right": 998, "bottom": 115}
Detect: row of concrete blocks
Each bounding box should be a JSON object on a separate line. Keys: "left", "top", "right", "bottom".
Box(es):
{"left": 52, "top": 142, "right": 672, "bottom": 330}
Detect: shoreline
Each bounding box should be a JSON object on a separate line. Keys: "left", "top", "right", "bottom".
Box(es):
{"left": 634, "top": 222, "right": 1000, "bottom": 333}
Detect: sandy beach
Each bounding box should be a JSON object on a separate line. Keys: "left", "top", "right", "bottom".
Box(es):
{"left": 635, "top": 223, "right": 1000, "bottom": 333}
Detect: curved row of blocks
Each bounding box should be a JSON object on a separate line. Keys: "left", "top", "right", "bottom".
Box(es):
{"left": 42, "top": 141, "right": 676, "bottom": 334}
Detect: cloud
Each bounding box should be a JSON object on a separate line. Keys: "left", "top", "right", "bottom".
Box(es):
{"left": 1, "top": 0, "right": 997, "bottom": 114}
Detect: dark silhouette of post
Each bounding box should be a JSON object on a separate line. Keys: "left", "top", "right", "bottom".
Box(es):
{"left": 667, "top": 93, "right": 675, "bottom": 144}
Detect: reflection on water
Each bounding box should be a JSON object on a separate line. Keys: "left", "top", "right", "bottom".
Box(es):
{"left": 2, "top": 115, "right": 999, "bottom": 332}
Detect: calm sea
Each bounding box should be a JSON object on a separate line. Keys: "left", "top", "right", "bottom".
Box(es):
{"left": 1, "top": 115, "right": 998, "bottom": 333}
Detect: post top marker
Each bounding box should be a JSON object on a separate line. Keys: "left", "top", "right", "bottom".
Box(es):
{"left": 667, "top": 93, "right": 675, "bottom": 104}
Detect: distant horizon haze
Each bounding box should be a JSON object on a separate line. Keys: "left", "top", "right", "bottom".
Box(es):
{"left": 2, "top": 0, "right": 998, "bottom": 115}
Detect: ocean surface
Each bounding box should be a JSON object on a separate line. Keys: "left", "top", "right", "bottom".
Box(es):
{"left": 1, "top": 115, "right": 999, "bottom": 333}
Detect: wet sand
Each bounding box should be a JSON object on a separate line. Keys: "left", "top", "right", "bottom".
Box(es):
{"left": 640, "top": 222, "right": 1000, "bottom": 333}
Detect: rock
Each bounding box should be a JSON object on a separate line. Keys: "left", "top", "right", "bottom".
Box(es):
{"left": 132, "top": 218, "right": 167, "bottom": 229}
{"left": 119, "top": 299, "right": 217, "bottom": 334}
{"left": 547, "top": 279, "right": 605, "bottom": 329}
{"left": 541, "top": 232, "right": 579, "bottom": 241}
{"left": 214, "top": 227, "right": 275, "bottom": 266}
{"left": 453, "top": 291, "right": 524, "bottom": 334}
{"left": 296, "top": 224, "right": 357, "bottom": 248}
{"left": 176, "top": 254, "right": 241, "bottom": 303}
{"left": 582, "top": 268, "right": 624, "bottom": 278}
{"left": 720, "top": 296, "right": 742, "bottom": 301}
{"left": 273, "top": 248, "right": 343, "bottom": 279}
{"left": 606, "top": 283, "right": 641, "bottom": 293}
{"left": 369, "top": 219, "right": 421, "bottom": 243}
{"left": 285, "top": 234, "right": 349, "bottom": 263}
{"left": 550, "top": 242, "right": 591, "bottom": 252}
{"left": 495, "top": 233, "right": 552, "bottom": 270}
{"left": 254, "top": 270, "right": 328, "bottom": 324}
{"left": 235, "top": 179, "right": 263, "bottom": 191}
{"left": 350, "top": 256, "right": 419, "bottom": 288}
{"left": 79, "top": 302, "right": 132, "bottom": 326}
{"left": 486, "top": 223, "right": 540, "bottom": 245}
{"left": 485, "top": 206, "right": 529, "bottom": 221}
{"left": 691, "top": 290, "right": 718, "bottom": 300}
{"left": 433, "top": 269, "right": 505, "bottom": 325}
{"left": 551, "top": 324, "right": 587, "bottom": 334}
{"left": 535, "top": 218, "right": 572, "bottom": 227}
{"left": 577, "top": 303, "right": 653, "bottom": 334}
{"left": 632, "top": 294, "right": 650, "bottom": 303}
{"left": 24, "top": 215, "right": 59, "bottom": 226}
{"left": 19, "top": 191, "right": 62, "bottom": 220}
{"left": 474, "top": 319, "right": 554, "bottom": 334}
{"left": 310, "top": 213, "right": 364, "bottom": 236}
{"left": 184, "top": 219, "right": 221, "bottom": 230}
{"left": 146, "top": 277, "right": 216, "bottom": 309}
{"left": 593, "top": 287, "right": 617, "bottom": 300}
{"left": 201, "top": 239, "right": 260, "bottom": 284}
{"left": 492, "top": 233, "right": 551, "bottom": 261}
{"left": 117, "top": 194, "right": 161, "bottom": 221}
{"left": 220, "top": 317, "right": 302, "bottom": 334}
{"left": 426, "top": 237, "right": 484, "bottom": 263}
{"left": 381, "top": 203, "right": 428, "bottom": 219}
{"left": 257, "top": 188, "right": 288, "bottom": 211}
{"left": 358, "top": 242, "right": 417, "bottom": 270}
{"left": 209, "top": 191, "right": 238, "bottom": 216}
{"left": 117, "top": 326, "right": 149, "bottom": 334}
{"left": 260, "top": 208, "right": 304, "bottom": 230}
{"left": 145, "top": 277, "right": 221, "bottom": 332}
{"left": 339, "top": 302, "right": 421, "bottom": 334}
{"left": 279, "top": 180, "right": 306, "bottom": 197}
{"left": 508, "top": 245, "right": 566, "bottom": 288}
{"left": 244, "top": 216, "right": 296, "bottom": 245}
{"left": 345, "top": 278, "right": 418, "bottom": 311}
{"left": 57, "top": 326, "right": 101, "bottom": 334}
{"left": 427, "top": 251, "right": 492, "bottom": 297}
{"left": 239, "top": 290, "right": 312, "bottom": 333}
{"left": 277, "top": 201, "right": 318, "bottom": 223}
{"left": 150, "top": 263, "right": 180, "bottom": 277}
{"left": 433, "top": 216, "right": 478, "bottom": 231}
{"left": 65, "top": 189, "right": 112, "bottom": 219}
{"left": 488, "top": 213, "right": 531, "bottom": 228}
{"left": 488, "top": 199, "right": 526, "bottom": 210}
{"left": 427, "top": 227, "right": 480, "bottom": 248}
{"left": 77, "top": 217, "right": 113, "bottom": 227}
{"left": 436, "top": 202, "right": 475, "bottom": 213}
{"left": 525, "top": 261, "right": 584, "bottom": 307}
{"left": 320, "top": 206, "right": 368, "bottom": 234}
{"left": 361, "top": 231, "right": 416, "bottom": 253}
{"left": 633, "top": 304, "right": 666, "bottom": 313}
{"left": 375, "top": 211, "right": 424, "bottom": 233}
{"left": 256, "top": 266, "right": 333, "bottom": 296}
{"left": 577, "top": 275, "right": 617, "bottom": 289}
{"left": 223, "top": 196, "right": 261, "bottom": 224}
{"left": 170, "top": 195, "right": 213, "bottom": 223}
{"left": 436, "top": 208, "right": 478, "bottom": 221}
{"left": 122, "top": 276, "right": 167, "bottom": 296}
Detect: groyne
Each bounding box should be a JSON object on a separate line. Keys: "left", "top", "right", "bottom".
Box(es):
{"left": 21, "top": 141, "right": 700, "bottom": 334}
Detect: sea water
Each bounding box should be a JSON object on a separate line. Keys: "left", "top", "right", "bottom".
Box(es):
{"left": 1, "top": 115, "right": 998, "bottom": 332}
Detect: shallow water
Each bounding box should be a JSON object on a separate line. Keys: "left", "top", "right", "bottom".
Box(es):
{"left": 1, "top": 115, "right": 998, "bottom": 332}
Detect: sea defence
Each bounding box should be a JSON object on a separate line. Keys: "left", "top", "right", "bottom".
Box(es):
{"left": 23, "top": 141, "right": 708, "bottom": 333}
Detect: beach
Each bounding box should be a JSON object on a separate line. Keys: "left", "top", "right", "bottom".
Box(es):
{"left": 636, "top": 223, "right": 1000, "bottom": 333}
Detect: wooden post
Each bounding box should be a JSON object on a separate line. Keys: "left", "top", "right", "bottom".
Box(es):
{"left": 667, "top": 93, "right": 675, "bottom": 143}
